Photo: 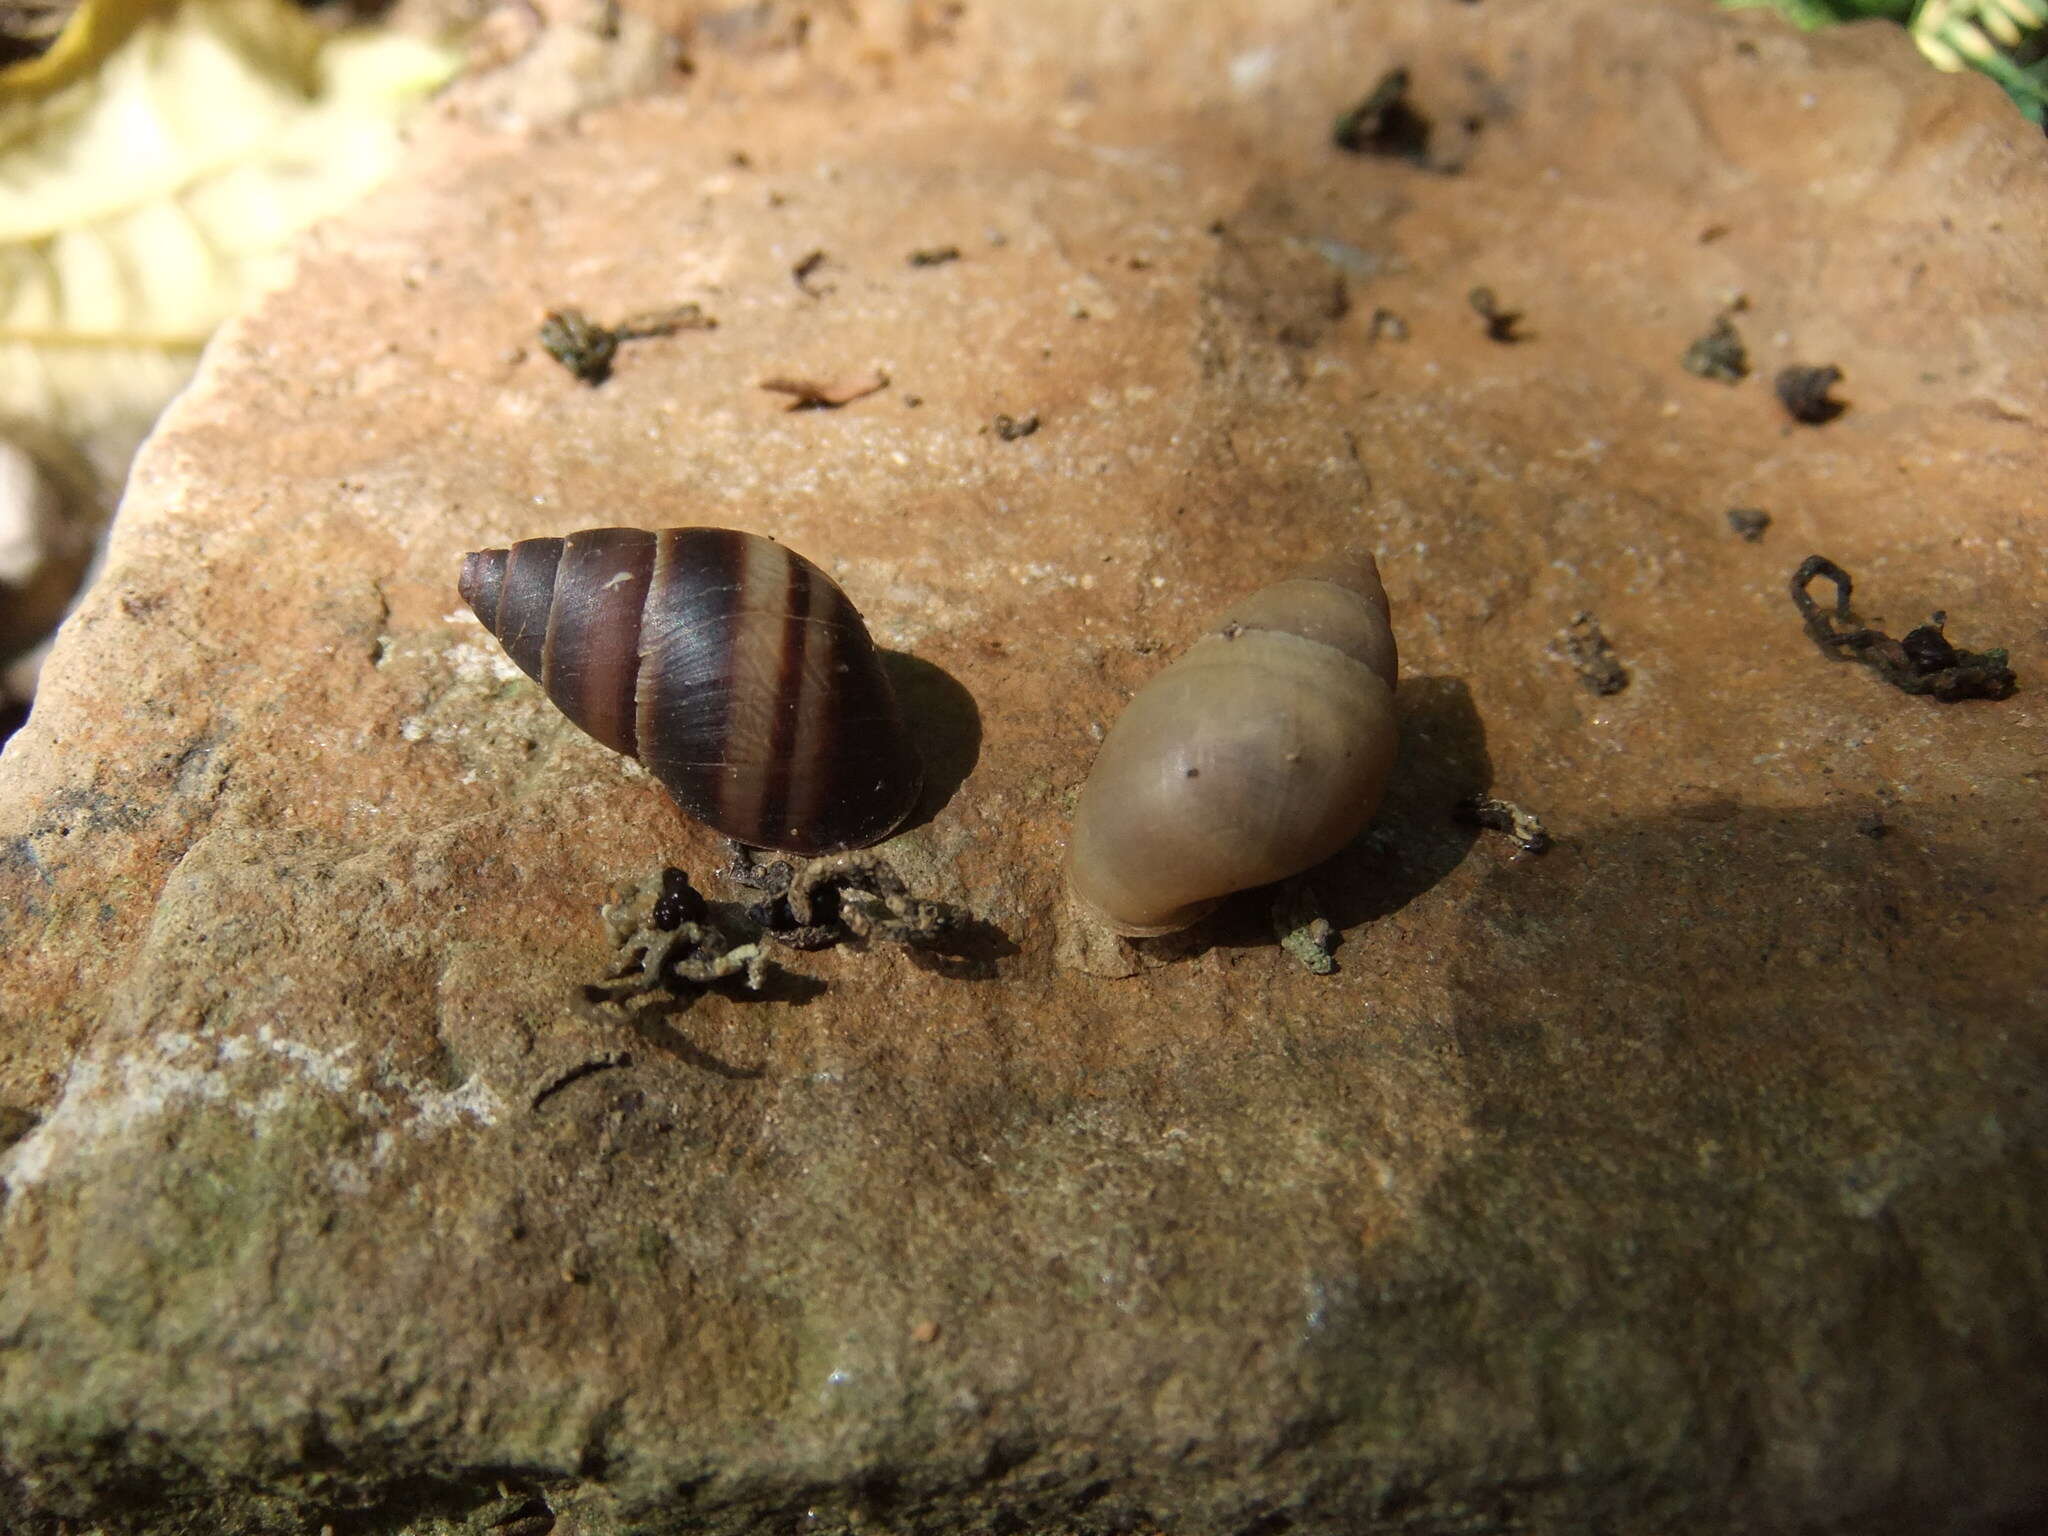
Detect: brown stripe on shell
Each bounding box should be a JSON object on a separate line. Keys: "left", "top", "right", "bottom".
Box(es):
{"left": 779, "top": 578, "right": 856, "bottom": 842}
{"left": 717, "top": 534, "right": 807, "bottom": 846}
{"left": 636, "top": 528, "right": 752, "bottom": 831}
{"left": 538, "top": 527, "right": 655, "bottom": 756}
{"left": 457, "top": 548, "right": 508, "bottom": 631}
{"left": 810, "top": 601, "right": 926, "bottom": 850}
{"left": 494, "top": 537, "right": 564, "bottom": 682}
{"left": 750, "top": 546, "right": 815, "bottom": 847}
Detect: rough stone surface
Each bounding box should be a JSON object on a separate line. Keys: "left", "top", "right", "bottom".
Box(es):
{"left": 3, "top": 1, "right": 2047, "bottom": 1532}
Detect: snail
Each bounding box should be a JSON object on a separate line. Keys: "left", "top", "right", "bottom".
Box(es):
{"left": 1067, "top": 552, "right": 1400, "bottom": 936}
{"left": 458, "top": 526, "right": 923, "bottom": 854}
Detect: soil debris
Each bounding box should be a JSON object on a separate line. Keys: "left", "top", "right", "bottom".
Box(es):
{"left": 1467, "top": 287, "right": 1524, "bottom": 343}
{"left": 538, "top": 304, "right": 716, "bottom": 385}
{"left": 1332, "top": 67, "right": 1431, "bottom": 164}
{"left": 759, "top": 370, "right": 890, "bottom": 409}
{"left": 1271, "top": 880, "right": 1337, "bottom": 975}
{"left": 1775, "top": 364, "right": 1846, "bottom": 425}
{"left": 585, "top": 849, "right": 1013, "bottom": 1009}
{"left": 1682, "top": 315, "right": 1750, "bottom": 383}
{"left": 1790, "top": 556, "right": 2016, "bottom": 702}
{"left": 731, "top": 852, "right": 952, "bottom": 950}
{"left": 793, "top": 249, "right": 831, "bottom": 296}
{"left": 993, "top": 411, "right": 1040, "bottom": 441}
{"left": 1726, "top": 507, "right": 1772, "bottom": 542}
{"left": 1368, "top": 307, "right": 1410, "bottom": 343}
{"left": 724, "top": 848, "right": 1010, "bottom": 979}
{"left": 1552, "top": 612, "right": 1629, "bottom": 695}
{"left": 584, "top": 868, "right": 771, "bottom": 1008}
{"left": 908, "top": 245, "right": 962, "bottom": 267}
{"left": 1457, "top": 795, "right": 1552, "bottom": 855}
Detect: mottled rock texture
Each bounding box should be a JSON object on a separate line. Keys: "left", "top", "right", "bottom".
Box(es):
{"left": 3, "top": 1, "right": 2046, "bottom": 1532}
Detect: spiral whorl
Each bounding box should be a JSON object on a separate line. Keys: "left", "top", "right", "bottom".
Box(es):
{"left": 461, "top": 526, "right": 923, "bottom": 854}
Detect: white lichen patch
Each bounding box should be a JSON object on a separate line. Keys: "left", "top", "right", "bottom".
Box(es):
{"left": 397, "top": 637, "right": 536, "bottom": 745}
{"left": 447, "top": 637, "right": 528, "bottom": 686}
{"left": 1, "top": 1023, "right": 504, "bottom": 1198}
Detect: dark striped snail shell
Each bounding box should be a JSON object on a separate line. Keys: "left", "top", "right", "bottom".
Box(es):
{"left": 1067, "top": 552, "right": 1400, "bottom": 936}
{"left": 458, "top": 526, "right": 923, "bottom": 854}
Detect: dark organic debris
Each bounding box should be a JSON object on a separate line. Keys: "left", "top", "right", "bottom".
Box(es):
{"left": 759, "top": 370, "right": 890, "bottom": 410}
{"left": 1457, "top": 795, "right": 1552, "bottom": 855}
{"left": 1682, "top": 315, "right": 1750, "bottom": 383}
{"left": 1271, "top": 880, "right": 1337, "bottom": 975}
{"left": 1553, "top": 612, "right": 1629, "bottom": 695}
{"left": 725, "top": 848, "right": 1012, "bottom": 980}
{"left": 736, "top": 852, "right": 950, "bottom": 949}
{"left": 908, "top": 245, "right": 962, "bottom": 267}
{"left": 536, "top": 316, "right": 610, "bottom": 385}
{"left": 1790, "top": 555, "right": 2016, "bottom": 702}
{"left": 1467, "top": 286, "right": 1523, "bottom": 343}
{"left": 1775, "top": 364, "right": 1846, "bottom": 425}
{"left": 1726, "top": 507, "right": 1772, "bottom": 542}
{"left": 584, "top": 867, "right": 772, "bottom": 1008}
{"left": 793, "top": 249, "right": 831, "bottom": 295}
{"left": 539, "top": 304, "right": 716, "bottom": 385}
{"left": 993, "top": 411, "right": 1040, "bottom": 441}
{"left": 1332, "top": 67, "right": 1431, "bottom": 164}
{"left": 1368, "top": 307, "right": 1410, "bottom": 343}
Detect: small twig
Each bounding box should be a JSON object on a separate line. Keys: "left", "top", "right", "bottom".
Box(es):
{"left": 759, "top": 370, "right": 890, "bottom": 410}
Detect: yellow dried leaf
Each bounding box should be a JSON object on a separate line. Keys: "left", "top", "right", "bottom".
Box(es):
{"left": 0, "top": 0, "right": 456, "bottom": 471}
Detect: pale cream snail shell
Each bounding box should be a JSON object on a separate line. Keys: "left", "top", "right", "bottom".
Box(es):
{"left": 1067, "top": 552, "right": 1399, "bottom": 936}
